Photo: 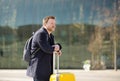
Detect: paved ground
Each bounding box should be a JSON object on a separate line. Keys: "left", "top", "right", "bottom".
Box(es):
{"left": 0, "top": 69, "right": 120, "bottom": 81}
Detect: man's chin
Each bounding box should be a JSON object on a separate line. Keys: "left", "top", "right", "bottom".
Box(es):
{"left": 52, "top": 29, "right": 55, "bottom": 32}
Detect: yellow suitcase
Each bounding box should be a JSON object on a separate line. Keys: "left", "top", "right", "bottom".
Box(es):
{"left": 49, "top": 53, "right": 76, "bottom": 81}
{"left": 50, "top": 72, "right": 75, "bottom": 81}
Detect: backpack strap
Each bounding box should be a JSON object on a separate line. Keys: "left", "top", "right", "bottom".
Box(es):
{"left": 31, "top": 48, "right": 40, "bottom": 58}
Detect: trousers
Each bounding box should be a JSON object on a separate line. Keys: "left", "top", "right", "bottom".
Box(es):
{"left": 33, "top": 77, "right": 49, "bottom": 81}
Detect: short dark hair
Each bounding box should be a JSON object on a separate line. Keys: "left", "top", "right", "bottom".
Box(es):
{"left": 43, "top": 16, "right": 56, "bottom": 25}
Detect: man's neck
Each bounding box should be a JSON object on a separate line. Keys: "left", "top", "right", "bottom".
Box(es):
{"left": 43, "top": 26, "right": 51, "bottom": 35}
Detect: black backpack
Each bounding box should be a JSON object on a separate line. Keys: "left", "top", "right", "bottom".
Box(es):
{"left": 23, "top": 36, "right": 33, "bottom": 62}
{"left": 23, "top": 36, "right": 40, "bottom": 62}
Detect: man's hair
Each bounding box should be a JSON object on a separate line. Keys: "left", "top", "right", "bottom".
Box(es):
{"left": 43, "top": 16, "right": 56, "bottom": 25}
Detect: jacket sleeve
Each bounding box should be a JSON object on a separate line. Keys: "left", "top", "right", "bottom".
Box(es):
{"left": 36, "top": 32, "right": 54, "bottom": 54}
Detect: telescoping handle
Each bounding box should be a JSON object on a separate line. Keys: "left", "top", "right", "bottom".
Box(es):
{"left": 53, "top": 52, "right": 59, "bottom": 74}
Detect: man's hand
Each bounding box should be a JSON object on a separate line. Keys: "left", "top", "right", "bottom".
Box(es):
{"left": 52, "top": 45, "right": 60, "bottom": 51}
{"left": 53, "top": 50, "right": 62, "bottom": 56}
{"left": 57, "top": 50, "right": 62, "bottom": 56}
{"left": 52, "top": 44, "right": 62, "bottom": 56}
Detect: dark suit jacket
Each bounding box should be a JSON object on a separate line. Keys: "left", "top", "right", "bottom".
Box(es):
{"left": 27, "top": 27, "right": 55, "bottom": 81}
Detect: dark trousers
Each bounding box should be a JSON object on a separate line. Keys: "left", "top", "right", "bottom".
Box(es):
{"left": 33, "top": 77, "right": 49, "bottom": 81}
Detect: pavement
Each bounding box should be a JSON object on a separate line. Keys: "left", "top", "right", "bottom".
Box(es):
{"left": 0, "top": 69, "right": 120, "bottom": 81}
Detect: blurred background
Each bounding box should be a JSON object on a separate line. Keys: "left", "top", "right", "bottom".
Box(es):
{"left": 0, "top": 0, "right": 120, "bottom": 70}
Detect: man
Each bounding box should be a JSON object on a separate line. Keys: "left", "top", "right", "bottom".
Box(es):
{"left": 29, "top": 16, "right": 62, "bottom": 81}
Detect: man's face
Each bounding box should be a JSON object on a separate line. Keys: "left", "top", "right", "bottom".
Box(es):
{"left": 46, "top": 19, "right": 56, "bottom": 32}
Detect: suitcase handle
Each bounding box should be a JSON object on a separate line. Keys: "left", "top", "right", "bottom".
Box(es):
{"left": 53, "top": 52, "right": 59, "bottom": 74}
